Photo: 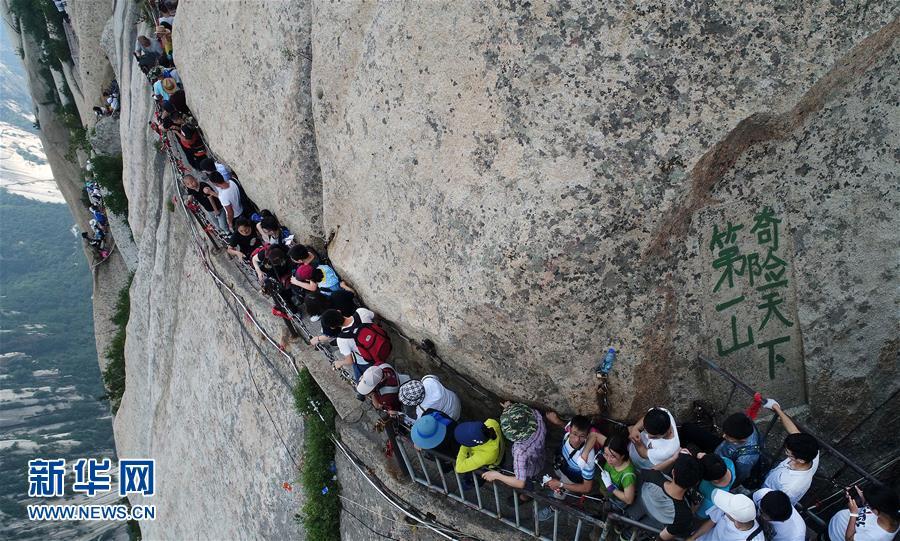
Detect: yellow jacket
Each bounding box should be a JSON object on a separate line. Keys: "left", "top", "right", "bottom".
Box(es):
{"left": 455, "top": 419, "right": 505, "bottom": 473}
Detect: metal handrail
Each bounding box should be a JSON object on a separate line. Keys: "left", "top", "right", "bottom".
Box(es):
{"left": 697, "top": 355, "right": 882, "bottom": 486}
{"left": 387, "top": 425, "right": 674, "bottom": 541}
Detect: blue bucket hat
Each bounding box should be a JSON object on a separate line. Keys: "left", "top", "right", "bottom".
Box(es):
{"left": 411, "top": 413, "right": 447, "bottom": 450}
{"left": 454, "top": 421, "right": 488, "bottom": 447}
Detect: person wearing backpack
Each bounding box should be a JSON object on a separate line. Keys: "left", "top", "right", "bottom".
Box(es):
{"left": 681, "top": 411, "right": 765, "bottom": 488}
{"left": 321, "top": 307, "right": 392, "bottom": 382}
{"left": 356, "top": 363, "right": 408, "bottom": 413}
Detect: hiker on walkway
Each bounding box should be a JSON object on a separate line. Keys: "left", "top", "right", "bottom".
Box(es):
{"left": 304, "top": 290, "right": 355, "bottom": 324}
{"left": 628, "top": 406, "right": 682, "bottom": 471}
{"left": 454, "top": 419, "right": 504, "bottom": 474}
{"left": 681, "top": 410, "right": 764, "bottom": 488}
{"left": 481, "top": 402, "right": 546, "bottom": 500}
{"left": 306, "top": 292, "right": 358, "bottom": 348}
{"left": 322, "top": 307, "right": 382, "bottom": 382}
{"left": 639, "top": 453, "right": 701, "bottom": 540}
{"left": 252, "top": 244, "right": 292, "bottom": 287}
{"left": 135, "top": 35, "right": 164, "bottom": 57}
{"left": 827, "top": 485, "right": 900, "bottom": 541}
{"left": 595, "top": 432, "right": 637, "bottom": 507}
{"left": 288, "top": 244, "right": 319, "bottom": 267}
{"left": 254, "top": 211, "right": 292, "bottom": 246}
{"left": 356, "top": 363, "right": 405, "bottom": 413}
{"left": 153, "top": 76, "right": 179, "bottom": 102}
{"left": 89, "top": 205, "right": 108, "bottom": 231}
{"left": 753, "top": 489, "right": 807, "bottom": 541}
{"left": 225, "top": 218, "right": 259, "bottom": 260}
{"left": 103, "top": 91, "right": 119, "bottom": 115}
{"left": 543, "top": 414, "right": 596, "bottom": 497}
{"left": 134, "top": 35, "right": 166, "bottom": 70}
{"left": 687, "top": 490, "right": 764, "bottom": 541}
{"left": 203, "top": 172, "right": 243, "bottom": 230}
{"left": 411, "top": 409, "right": 459, "bottom": 458}
{"left": 155, "top": 24, "right": 173, "bottom": 59}
{"left": 696, "top": 452, "right": 736, "bottom": 519}
{"left": 291, "top": 262, "right": 353, "bottom": 297}
{"left": 82, "top": 225, "right": 106, "bottom": 258}
{"left": 182, "top": 174, "right": 226, "bottom": 231}
{"left": 172, "top": 124, "right": 208, "bottom": 170}
{"left": 397, "top": 375, "right": 461, "bottom": 421}
{"left": 198, "top": 158, "right": 234, "bottom": 182}
{"left": 761, "top": 400, "right": 819, "bottom": 505}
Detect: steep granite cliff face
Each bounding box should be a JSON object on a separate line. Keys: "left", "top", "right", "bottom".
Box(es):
{"left": 173, "top": 0, "right": 898, "bottom": 421}
{"left": 32, "top": 0, "right": 900, "bottom": 538}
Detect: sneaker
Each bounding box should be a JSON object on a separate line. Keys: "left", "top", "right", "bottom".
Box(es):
{"left": 310, "top": 315, "right": 321, "bottom": 322}
{"left": 537, "top": 507, "right": 553, "bottom": 522}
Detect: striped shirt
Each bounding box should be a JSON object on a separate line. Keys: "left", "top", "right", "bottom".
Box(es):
{"left": 512, "top": 409, "right": 547, "bottom": 480}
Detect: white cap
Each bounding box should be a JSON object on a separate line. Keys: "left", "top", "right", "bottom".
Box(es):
{"left": 712, "top": 490, "right": 757, "bottom": 522}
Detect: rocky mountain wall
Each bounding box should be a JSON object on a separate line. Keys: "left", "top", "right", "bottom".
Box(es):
{"left": 174, "top": 0, "right": 898, "bottom": 424}
{"left": 28, "top": 0, "right": 900, "bottom": 538}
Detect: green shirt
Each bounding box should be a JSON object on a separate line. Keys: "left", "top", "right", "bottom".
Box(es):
{"left": 602, "top": 461, "right": 636, "bottom": 490}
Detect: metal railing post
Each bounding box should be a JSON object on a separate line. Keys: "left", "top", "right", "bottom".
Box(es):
{"left": 513, "top": 489, "right": 521, "bottom": 527}
{"left": 473, "top": 472, "right": 483, "bottom": 509}
{"left": 493, "top": 482, "right": 502, "bottom": 518}
{"left": 415, "top": 449, "right": 432, "bottom": 486}
{"left": 697, "top": 355, "right": 882, "bottom": 485}
{"left": 389, "top": 426, "right": 413, "bottom": 480}
{"left": 454, "top": 470, "right": 466, "bottom": 502}
{"left": 552, "top": 508, "right": 559, "bottom": 541}
{"left": 435, "top": 457, "right": 449, "bottom": 493}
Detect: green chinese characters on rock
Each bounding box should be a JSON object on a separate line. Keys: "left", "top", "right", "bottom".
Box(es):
{"left": 710, "top": 207, "right": 794, "bottom": 380}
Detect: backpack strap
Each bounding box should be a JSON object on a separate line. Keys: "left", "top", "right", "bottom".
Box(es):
{"left": 746, "top": 525, "right": 763, "bottom": 540}
{"left": 338, "top": 312, "right": 363, "bottom": 339}
{"left": 376, "top": 366, "right": 399, "bottom": 395}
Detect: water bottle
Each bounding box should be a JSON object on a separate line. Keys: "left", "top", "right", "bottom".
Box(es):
{"left": 596, "top": 348, "right": 616, "bottom": 376}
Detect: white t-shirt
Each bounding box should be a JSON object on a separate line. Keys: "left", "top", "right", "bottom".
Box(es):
{"left": 753, "top": 489, "right": 807, "bottom": 541}
{"left": 628, "top": 408, "right": 680, "bottom": 469}
{"left": 763, "top": 453, "right": 819, "bottom": 505}
{"left": 336, "top": 308, "right": 375, "bottom": 363}
{"left": 697, "top": 508, "right": 764, "bottom": 541}
{"left": 828, "top": 508, "right": 900, "bottom": 541}
{"left": 214, "top": 180, "right": 243, "bottom": 218}
{"left": 415, "top": 375, "right": 461, "bottom": 420}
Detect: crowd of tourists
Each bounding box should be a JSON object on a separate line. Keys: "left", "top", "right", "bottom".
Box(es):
{"left": 81, "top": 164, "right": 109, "bottom": 260}
{"left": 132, "top": 5, "right": 899, "bottom": 540}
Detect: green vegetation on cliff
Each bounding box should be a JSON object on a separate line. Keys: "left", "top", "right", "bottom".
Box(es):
{"left": 293, "top": 369, "right": 341, "bottom": 541}
{"left": 102, "top": 274, "right": 133, "bottom": 415}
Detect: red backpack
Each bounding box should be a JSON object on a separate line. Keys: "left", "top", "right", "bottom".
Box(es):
{"left": 342, "top": 312, "right": 392, "bottom": 365}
